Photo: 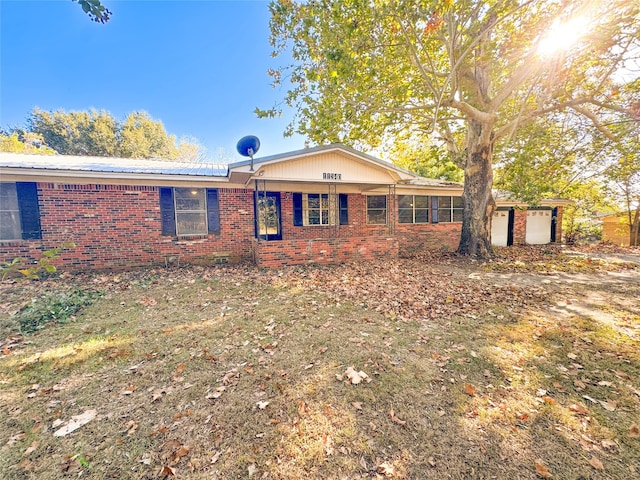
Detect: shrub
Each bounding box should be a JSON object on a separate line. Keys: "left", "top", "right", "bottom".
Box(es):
{"left": 0, "top": 242, "right": 75, "bottom": 281}
{"left": 15, "top": 289, "right": 102, "bottom": 334}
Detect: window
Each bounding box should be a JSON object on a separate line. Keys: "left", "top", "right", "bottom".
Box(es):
{"left": 293, "top": 193, "right": 348, "bottom": 227}
{"left": 0, "top": 182, "right": 42, "bottom": 241}
{"left": 435, "top": 196, "right": 464, "bottom": 223}
{"left": 398, "top": 195, "right": 429, "bottom": 224}
{"left": 0, "top": 183, "right": 21, "bottom": 240}
{"left": 159, "top": 187, "right": 219, "bottom": 237}
{"left": 305, "top": 193, "right": 331, "bottom": 225}
{"left": 366, "top": 195, "right": 387, "bottom": 224}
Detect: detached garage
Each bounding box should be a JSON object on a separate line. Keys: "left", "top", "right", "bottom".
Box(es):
{"left": 491, "top": 200, "right": 567, "bottom": 247}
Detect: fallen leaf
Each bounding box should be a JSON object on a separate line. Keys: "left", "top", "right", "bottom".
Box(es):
{"left": 535, "top": 458, "right": 552, "bottom": 478}
{"left": 377, "top": 461, "right": 395, "bottom": 476}
{"left": 352, "top": 402, "right": 363, "bottom": 410}
{"left": 344, "top": 366, "right": 370, "bottom": 385}
{"left": 389, "top": 410, "right": 406, "bottom": 426}
{"left": 465, "top": 383, "right": 476, "bottom": 396}
{"left": 600, "top": 399, "right": 616, "bottom": 411}
{"left": 542, "top": 396, "right": 556, "bottom": 405}
{"left": 121, "top": 385, "right": 137, "bottom": 395}
{"left": 22, "top": 441, "right": 39, "bottom": 457}
{"left": 629, "top": 424, "right": 639, "bottom": 438}
{"left": 589, "top": 456, "right": 604, "bottom": 470}
{"left": 53, "top": 409, "right": 97, "bottom": 437}
{"left": 601, "top": 439, "right": 616, "bottom": 450}
{"left": 158, "top": 465, "right": 176, "bottom": 477}
{"left": 569, "top": 403, "right": 588, "bottom": 415}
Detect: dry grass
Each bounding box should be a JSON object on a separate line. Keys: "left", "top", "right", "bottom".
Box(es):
{"left": 1, "top": 249, "right": 639, "bottom": 479}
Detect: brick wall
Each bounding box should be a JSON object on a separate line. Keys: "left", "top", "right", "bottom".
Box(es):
{"left": 0, "top": 183, "right": 255, "bottom": 270}
{"left": 396, "top": 222, "right": 462, "bottom": 255}
{"left": 513, "top": 209, "right": 527, "bottom": 244}
{"left": 254, "top": 236, "right": 399, "bottom": 268}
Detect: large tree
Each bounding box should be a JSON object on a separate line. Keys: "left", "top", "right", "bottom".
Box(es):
{"left": 260, "top": 0, "right": 640, "bottom": 257}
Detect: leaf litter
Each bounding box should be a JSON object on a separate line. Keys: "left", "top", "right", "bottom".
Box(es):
{"left": 0, "top": 245, "right": 638, "bottom": 479}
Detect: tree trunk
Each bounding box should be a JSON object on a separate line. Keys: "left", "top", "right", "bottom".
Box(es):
{"left": 631, "top": 204, "right": 640, "bottom": 247}
{"left": 457, "top": 120, "right": 496, "bottom": 258}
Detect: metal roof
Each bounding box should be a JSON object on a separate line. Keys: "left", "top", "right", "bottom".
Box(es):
{"left": 0, "top": 152, "right": 229, "bottom": 177}
{"left": 399, "top": 177, "right": 463, "bottom": 188}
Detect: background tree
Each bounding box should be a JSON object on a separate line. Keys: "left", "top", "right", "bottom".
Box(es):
{"left": 118, "top": 112, "right": 179, "bottom": 159}
{"left": 0, "top": 132, "right": 55, "bottom": 155}
{"left": 3, "top": 108, "right": 202, "bottom": 161}
{"left": 261, "top": 0, "right": 640, "bottom": 257}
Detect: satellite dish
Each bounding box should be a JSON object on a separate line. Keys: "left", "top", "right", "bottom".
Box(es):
{"left": 236, "top": 135, "right": 260, "bottom": 171}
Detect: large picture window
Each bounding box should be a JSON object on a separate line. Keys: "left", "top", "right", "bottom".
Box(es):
{"left": 398, "top": 195, "right": 429, "bottom": 224}
{"left": 366, "top": 195, "right": 387, "bottom": 225}
{"left": 436, "top": 196, "right": 464, "bottom": 223}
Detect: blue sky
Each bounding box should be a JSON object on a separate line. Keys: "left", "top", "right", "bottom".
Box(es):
{"left": 0, "top": 0, "right": 306, "bottom": 161}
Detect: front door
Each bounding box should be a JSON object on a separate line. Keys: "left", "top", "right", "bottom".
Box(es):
{"left": 255, "top": 192, "right": 282, "bottom": 240}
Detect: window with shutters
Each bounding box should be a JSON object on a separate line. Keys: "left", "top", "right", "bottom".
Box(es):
{"left": 159, "top": 187, "right": 219, "bottom": 237}
{"left": 0, "top": 182, "right": 42, "bottom": 241}
{"left": 293, "top": 193, "right": 348, "bottom": 227}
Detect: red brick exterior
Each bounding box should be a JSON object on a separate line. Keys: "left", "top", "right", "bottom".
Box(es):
{"left": 396, "top": 223, "right": 462, "bottom": 255}
{"left": 513, "top": 209, "right": 527, "bottom": 245}
{"left": 0, "top": 183, "right": 255, "bottom": 270}
{"left": 0, "top": 183, "right": 564, "bottom": 271}
{"left": 254, "top": 236, "right": 399, "bottom": 267}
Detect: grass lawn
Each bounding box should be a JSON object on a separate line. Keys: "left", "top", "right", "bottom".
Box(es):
{"left": 1, "top": 246, "right": 639, "bottom": 479}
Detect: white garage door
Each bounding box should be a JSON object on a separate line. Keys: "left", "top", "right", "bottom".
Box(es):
{"left": 526, "top": 210, "right": 552, "bottom": 244}
{"left": 491, "top": 210, "right": 510, "bottom": 246}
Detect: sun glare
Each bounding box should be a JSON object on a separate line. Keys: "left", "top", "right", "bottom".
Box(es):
{"left": 537, "top": 16, "right": 589, "bottom": 57}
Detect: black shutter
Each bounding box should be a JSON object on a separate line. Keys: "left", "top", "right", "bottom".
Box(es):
{"left": 431, "top": 196, "right": 439, "bottom": 224}
{"left": 159, "top": 187, "right": 176, "bottom": 236}
{"left": 293, "top": 193, "right": 303, "bottom": 226}
{"left": 16, "top": 182, "right": 42, "bottom": 239}
{"left": 339, "top": 193, "right": 348, "bottom": 225}
{"left": 207, "top": 188, "right": 220, "bottom": 234}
